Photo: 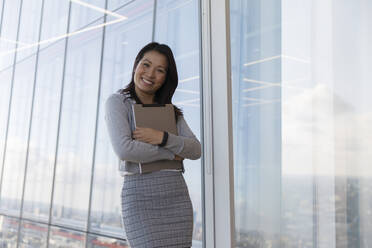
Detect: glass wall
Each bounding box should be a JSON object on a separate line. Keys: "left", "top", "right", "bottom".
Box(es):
{"left": 22, "top": 0, "right": 70, "bottom": 223}
{"left": 0, "top": 0, "right": 43, "bottom": 217}
{"left": 90, "top": 0, "right": 154, "bottom": 239}
{"left": 231, "top": 0, "right": 372, "bottom": 247}
{"left": 0, "top": 0, "right": 203, "bottom": 247}
{"left": 230, "top": 0, "right": 282, "bottom": 246}
{"left": 0, "top": 0, "right": 22, "bottom": 216}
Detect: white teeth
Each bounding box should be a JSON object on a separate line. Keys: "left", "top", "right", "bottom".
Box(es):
{"left": 142, "top": 78, "right": 153, "bottom": 85}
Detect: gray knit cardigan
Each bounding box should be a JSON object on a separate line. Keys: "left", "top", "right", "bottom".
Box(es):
{"left": 104, "top": 93, "right": 201, "bottom": 175}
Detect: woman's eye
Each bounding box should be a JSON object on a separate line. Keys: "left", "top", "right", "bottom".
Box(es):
{"left": 143, "top": 63, "right": 150, "bottom": 67}
{"left": 157, "top": 69, "right": 165, "bottom": 73}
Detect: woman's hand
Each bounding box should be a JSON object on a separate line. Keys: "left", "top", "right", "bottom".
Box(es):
{"left": 174, "top": 155, "right": 184, "bottom": 161}
{"left": 132, "top": 127, "right": 164, "bottom": 145}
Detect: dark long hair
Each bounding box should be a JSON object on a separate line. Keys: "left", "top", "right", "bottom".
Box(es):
{"left": 119, "top": 42, "right": 183, "bottom": 119}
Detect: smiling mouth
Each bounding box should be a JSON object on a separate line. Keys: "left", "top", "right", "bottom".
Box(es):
{"left": 142, "top": 77, "right": 154, "bottom": 86}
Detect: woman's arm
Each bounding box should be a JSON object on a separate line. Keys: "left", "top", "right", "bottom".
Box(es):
{"left": 131, "top": 115, "right": 201, "bottom": 160}
{"left": 104, "top": 94, "right": 175, "bottom": 163}
{"left": 163, "top": 115, "right": 202, "bottom": 160}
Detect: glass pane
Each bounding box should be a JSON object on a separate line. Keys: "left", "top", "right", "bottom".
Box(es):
{"left": 69, "top": 0, "right": 105, "bottom": 33}
{"left": 87, "top": 234, "right": 129, "bottom": 248}
{"left": 89, "top": 0, "right": 153, "bottom": 238}
{"left": 155, "top": 0, "right": 202, "bottom": 246}
{"left": 48, "top": 226, "right": 85, "bottom": 247}
{"left": 0, "top": 0, "right": 43, "bottom": 217}
{"left": 281, "top": 1, "right": 314, "bottom": 246}
{"left": 39, "top": 0, "right": 70, "bottom": 44}
{"left": 231, "top": 0, "right": 372, "bottom": 247}
{"left": 0, "top": 0, "right": 22, "bottom": 172}
{"left": 15, "top": 0, "right": 43, "bottom": 61}
{"left": 22, "top": 0, "right": 70, "bottom": 222}
{"left": 107, "top": 0, "right": 133, "bottom": 12}
{"left": 0, "top": 55, "right": 38, "bottom": 216}
{"left": 51, "top": 17, "right": 104, "bottom": 229}
{"left": 0, "top": 1, "right": 4, "bottom": 22}
{"left": 230, "top": 0, "right": 282, "bottom": 247}
{"left": 0, "top": 215, "right": 19, "bottom": 246}
{"left": 281, "top": 0, "right": 372, "bottom": 247}
{"left": 19, "top": 220, "right": 48, "bottom": 248}
{"left": 0, "top": 0, "right": 21, "bottom": 71}
{"left": 0, "top": 68, "right": 13, "bottom": 185}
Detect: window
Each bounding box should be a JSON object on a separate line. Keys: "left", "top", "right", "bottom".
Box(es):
{"left": 231, "top": 0, "right": 372, "bottom": 247}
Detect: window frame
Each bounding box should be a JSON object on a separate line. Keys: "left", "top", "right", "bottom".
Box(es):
{"left": 201, "top": 0, "right": 235, "bottom": 247}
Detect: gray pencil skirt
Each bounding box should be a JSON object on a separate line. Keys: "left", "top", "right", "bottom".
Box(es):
{"left": 121, "top": 170, "right": 193, "bottom": 248}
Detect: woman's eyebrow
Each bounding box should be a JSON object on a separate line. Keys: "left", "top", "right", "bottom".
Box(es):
{"left": 143, "top": 58, "right": 152, "bottom": 63}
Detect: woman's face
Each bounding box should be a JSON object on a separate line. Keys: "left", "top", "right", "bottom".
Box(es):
{"left": 134, "top": 50, "right": 168, "bottom": 96}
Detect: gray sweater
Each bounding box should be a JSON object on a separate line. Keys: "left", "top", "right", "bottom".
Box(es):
{"left": 105, "top": 93, "right": 202, "bottom": 175}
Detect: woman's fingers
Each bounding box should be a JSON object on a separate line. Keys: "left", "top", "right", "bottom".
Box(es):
{"left": 174, "top": 155, "right": 184, "bottom": 161}
{"left": 132, "top": 128, "right": 161, "bottom": 145}
{"left": 133, "top": 131, "right": 144, "bottom": 140}
{"left": 133, "top": 128, "right": 146, "bottom": 139}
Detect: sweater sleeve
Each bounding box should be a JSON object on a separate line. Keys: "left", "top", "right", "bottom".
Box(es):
{"left": 105, "top": 94, "right": 175, "bottom": 163}
{"left": 163, "top": 115, "right": 202, "bottom": 160}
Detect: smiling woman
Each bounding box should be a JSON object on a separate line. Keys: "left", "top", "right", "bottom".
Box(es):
{"left": 105, "top": 42, "right": 201, "bottom": 247}
{"left": 133, "top": 50, "right": 168, "bottom": 100}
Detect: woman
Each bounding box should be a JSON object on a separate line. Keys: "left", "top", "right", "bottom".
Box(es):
{"left": 105, "top": 42, "right": 201, "bottom": 248}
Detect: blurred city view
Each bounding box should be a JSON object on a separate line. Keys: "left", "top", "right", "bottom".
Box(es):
{"left": 235, "top": 176, "right": 372, "bottom": 248}
{"left": 231, "top": 0, "right": 372, "bottom": 247}
{"left": 0, "top": 205, "right": 203, "bottom": 247}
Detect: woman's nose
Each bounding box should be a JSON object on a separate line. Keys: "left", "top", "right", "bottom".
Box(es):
{"left": 147, "top": 68, "right": 156, "bottom": 78}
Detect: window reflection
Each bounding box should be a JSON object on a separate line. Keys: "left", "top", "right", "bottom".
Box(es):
{"left": 15, "top": 0, "right": 43, "bottom": 61}
{"left": 19, "top": 221, "right": 48, "bottom": 248}
{"left": 0, "top": 68, "right": 13, "bottom": 181}
{"left": 0, "top": 1, "right": 3, "bottom": 21}
{"left": 22, "top": 0, "right": 70, "bottom": 223}
{"left": 87, "top": 234, "right": 129, "bottom": 248}
{"left": 39, "top": 0, "right": 70, "bottom": 42}
{"left": 0, "top": 0, "right": 43, "bottom": 218}
{"left": 0, "top": 0, "right": 21, "bottom": 71}
{"left": 107, "top": 0, "right": 133, "bottom": 12}
{"left": 0, "top": 55, "right": 38, "bottom": 216}
{"left": 0, "top": 215, "right": 19, "bottom": 246}
{"left": 69, "top": 0, "right": 106, "bottom": 33}
{"left": 22, "top": 40, "right": 66, "bottom": 222}
{"left": 48, "top": 226, "right": 85, "bottom": 247}
{"left": 0, "top": 0, "right": 22, "bottom": 208}
{"left": 89, "top": 0, "right": 153, "bottom": 238}
{"left": 282, "top": 1, "right": 372, "bottom": 246}
{"left": 231, "top": 0, "right": 282, "bottom": 247}
{"left": 231, "top": 0, "right": 372, "bottom": 247}
{"left": 51, "top": 17, "right": 104, "bottom": 229}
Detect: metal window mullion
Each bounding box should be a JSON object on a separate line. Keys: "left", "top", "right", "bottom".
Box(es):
{"left": 201, "top": 0, "right": 235, "bottom": 247}
{"left": 46, "top": 1, "right": 73, "bottom": 247}
{"left": 200, "top": 0, "right": 215, "bottom": 247}
{"left": 151, "top": 0, "right": 157, "bottom": 42}
{"left": 197, "top": 0, "right": 205, "bottom": 246}
{"left": 0, "top": 0, "right": 6, "bottom": 33}
{"left": 84, "top": 0, "right": 108, "bottom": 246}
{"left": 0, "top": 0, "right": 24, "bottom": 209}
{"left": 16, "top": 0, "right": 46, "bottom": 247}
